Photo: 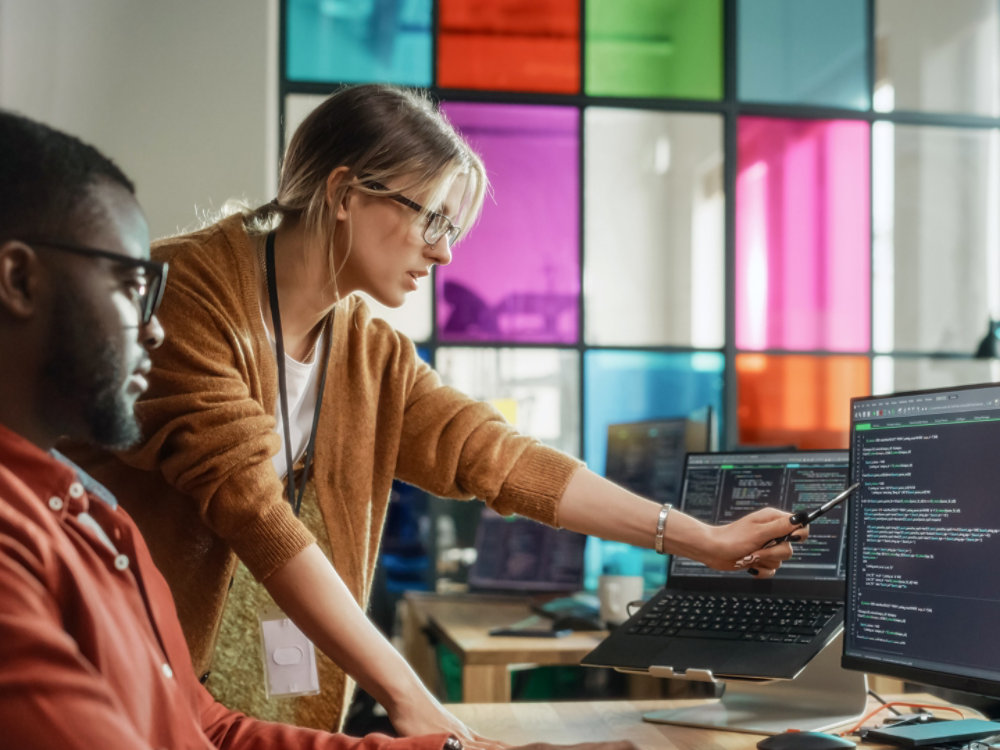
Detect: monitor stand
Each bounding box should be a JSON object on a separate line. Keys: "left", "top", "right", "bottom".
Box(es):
{"left": 642, "top": 632, "right": 868, "bottom": 735}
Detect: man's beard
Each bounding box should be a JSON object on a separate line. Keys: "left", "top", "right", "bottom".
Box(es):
{"left": 41, "top": 277, "right": 142, "bottom": 450}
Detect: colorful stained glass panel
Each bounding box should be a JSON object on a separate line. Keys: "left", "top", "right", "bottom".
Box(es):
{"left": 735, "top": 117, "right": 871, "bottom": 352}
{"left": 437, "top": 0, "right": 579, "bottom": 93}
{"left": 285, "top": 0, "right": 432, "bottom": 85}
{"left": 738, "top": 0, "right": 868, "bottom": 109}
{"left": 736, "top": 354, "right": 870, "bottom": 449}
{"left": 438, "top": 102, "right": 579, "bottom": 344}
{"left": 583, "top": 350, "right": 724, "bottom": 590}
{"left": 585, "top": 0, "right": 722, "bottom": 100}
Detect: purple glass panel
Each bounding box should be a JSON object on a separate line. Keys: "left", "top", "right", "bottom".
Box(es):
{"left": 735, "top": 117, "right": 870, "bottom": 352}
{"left": 437, "top": 102, "right": 580, "bottom": 344}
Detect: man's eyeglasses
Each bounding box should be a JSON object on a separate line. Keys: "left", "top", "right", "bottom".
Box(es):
{"left": 367, "top": 181, "right": 462, "bottom": 247}
{"left": 23, "top": 238, "right": 167, "bottom": 325}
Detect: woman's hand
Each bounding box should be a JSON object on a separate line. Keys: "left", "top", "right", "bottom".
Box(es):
{"left": 556, "top": 469, "right": 807, "bottom": 578}
{"left": 385, "top": 688, "right": 507, "bottom": 750}
{"left": 692, "top": 507, "right": 808, "bottom": 578}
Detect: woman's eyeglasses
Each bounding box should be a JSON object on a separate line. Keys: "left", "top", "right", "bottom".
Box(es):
{"left": 23, "top": 238, "right": 168, "bottom": 325}
{"left": 366, "top": 181, "right": 461, "bottom": 247}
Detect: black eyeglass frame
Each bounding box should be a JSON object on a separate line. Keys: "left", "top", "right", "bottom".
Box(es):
{"left": 21, "top": 238, "right": 168, "bottom": 325}
{"left": 366, "top": 181, "right": 462, "bottom": 246}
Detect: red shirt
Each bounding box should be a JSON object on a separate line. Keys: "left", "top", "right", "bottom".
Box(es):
{"left": 0, "top": 423, "right": 446, "bottom": 750}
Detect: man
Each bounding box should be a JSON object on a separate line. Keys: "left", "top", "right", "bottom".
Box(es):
{"left": 0, "top": 111, "right": 636, "bottom": 750}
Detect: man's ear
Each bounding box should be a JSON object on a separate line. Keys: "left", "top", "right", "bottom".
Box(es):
{"left": 324, "top": 166, "right": 354, "bottom": 221}
{"left": 0, "top": 241, "right": 43, "bottom": 320}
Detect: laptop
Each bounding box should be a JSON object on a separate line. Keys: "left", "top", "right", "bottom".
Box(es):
{"left": 582, "top": 449, "right": 850, "bottom": 681}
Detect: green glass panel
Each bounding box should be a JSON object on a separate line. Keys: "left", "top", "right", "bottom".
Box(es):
{"left": 585, "top": 0, "right": 723, "bottom": 99}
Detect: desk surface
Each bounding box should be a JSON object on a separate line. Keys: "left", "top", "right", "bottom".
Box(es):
{"left": 446, "top": 695, "right": 975, "bottom": 750}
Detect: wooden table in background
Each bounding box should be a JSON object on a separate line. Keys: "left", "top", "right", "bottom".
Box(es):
{"left": 400, "top": 591, "right": 612, "bottom": 703}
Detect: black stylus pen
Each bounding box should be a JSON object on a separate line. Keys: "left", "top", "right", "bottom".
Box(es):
{"left": 762, "top": 481, "right": 860, "bottom": 548}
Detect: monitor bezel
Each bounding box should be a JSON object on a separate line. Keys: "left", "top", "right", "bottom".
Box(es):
{"left": 844, "top": 381, "right": 1000, "bottom": 701}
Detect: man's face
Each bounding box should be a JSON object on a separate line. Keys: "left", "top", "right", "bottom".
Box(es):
{"left": 39, "top": 179, "right": 159, "bottom": 449}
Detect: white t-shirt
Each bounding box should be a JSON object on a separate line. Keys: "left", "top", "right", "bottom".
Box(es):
{"left": 262, "top": 311, "right": 327, "bottom": 480}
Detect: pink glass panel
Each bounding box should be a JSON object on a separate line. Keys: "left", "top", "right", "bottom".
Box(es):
{"left": 437, "top": 102, "right": 580, "bottom": 344}
{"left": 735, "top": 117, "right": 870, "bottom": 352}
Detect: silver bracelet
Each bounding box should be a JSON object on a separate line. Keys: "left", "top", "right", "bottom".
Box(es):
{"left": 654, "top": 503, "right": 672, "bottom": 554}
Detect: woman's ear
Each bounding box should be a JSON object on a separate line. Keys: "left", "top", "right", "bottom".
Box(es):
{"left": 324, "top": 166, "right": 354, "bottom": 221}
{"left": 0, "top": 241, "right": 43, "bottom": 320}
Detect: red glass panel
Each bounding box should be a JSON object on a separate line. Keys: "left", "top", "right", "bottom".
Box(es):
{"left": 736, "top": 354, "right": 870, "bottom": 449}
{"left": 438, "top": 0, "right": 580, "bottom": 93}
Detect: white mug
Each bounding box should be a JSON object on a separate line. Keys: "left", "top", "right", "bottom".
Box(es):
{"left": 598, "top": 574, "right": 645, "bottom": 626}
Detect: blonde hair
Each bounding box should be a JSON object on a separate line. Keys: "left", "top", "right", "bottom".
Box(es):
{"left": 244, "top": 84, "right": 487, "bottom": 290}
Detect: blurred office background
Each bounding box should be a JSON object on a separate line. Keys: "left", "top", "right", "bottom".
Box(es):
{"left": 4, "top": 0, "right": 1000, "bottom": 599}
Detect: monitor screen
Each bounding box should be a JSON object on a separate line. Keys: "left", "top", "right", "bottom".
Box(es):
{"left": 603, "top": 408, "right": 716, "bottom": 509}
{"left": 845, "top": 382, "right": 1000, "bottom": 699}
{"left": 604, "top": 417, "right": 689, "bottom": 506}
{"left": 466, "top": 509, "right": 587, "bottom": 592}
{"left": 671, "top": 450, "right": 850, "bottom": 582}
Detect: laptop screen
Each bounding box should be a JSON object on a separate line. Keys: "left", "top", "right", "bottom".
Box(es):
{"left": 670, "top": 450, "right": 850, "bottom": 583}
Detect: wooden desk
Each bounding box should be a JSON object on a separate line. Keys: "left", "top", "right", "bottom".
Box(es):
{"left": 446, "top": 695, "right": 978, "bottom": 750}
{"left": 400, "top": 592, "right": 610, "bottom": 703}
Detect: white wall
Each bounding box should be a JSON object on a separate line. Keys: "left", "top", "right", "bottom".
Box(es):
{"left": 0, "top": 0, "right": 277, "bottom": 239}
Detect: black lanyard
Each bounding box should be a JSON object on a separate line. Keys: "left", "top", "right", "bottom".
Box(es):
{"left": 265, "top": 231, "right": 331, "bottom": 516}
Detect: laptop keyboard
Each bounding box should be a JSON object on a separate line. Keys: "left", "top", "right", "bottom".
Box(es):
{"left": 624, "top": 592, "right": 842, "bottom": 643}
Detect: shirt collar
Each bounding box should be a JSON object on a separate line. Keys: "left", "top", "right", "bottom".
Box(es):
{"left": 50, "top": 449, "right": 118, "bottom": 509}
{"left": 0, "top": 422, "right": 118, "bottom": 511}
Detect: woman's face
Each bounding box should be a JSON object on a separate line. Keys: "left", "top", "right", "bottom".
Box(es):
{"left": 335, "top": 174, "right": 468, "bottom": 308}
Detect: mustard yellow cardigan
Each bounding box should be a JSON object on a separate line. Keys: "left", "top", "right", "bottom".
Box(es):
{"left": 70, "top": 214, "right": 582, "bottom": 728}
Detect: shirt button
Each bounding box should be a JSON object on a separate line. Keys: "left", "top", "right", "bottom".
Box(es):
{"left": 48, "top": 496, "right": 64, "bottom": 512}
{"left": 113, "top": 554, "right": 130, "bottom": 571}
{"left": 68, "top": 482, "right": 85, "bottom": 499}
{"left": 161, "top": 663, "right": 174, "bottom": 679}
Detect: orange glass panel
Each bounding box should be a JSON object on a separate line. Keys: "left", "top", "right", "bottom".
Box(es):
{"left": 736, "top": 354, "right": 870, "bottom": 449}
{"left": 438, "top": 0, "right": 580, "bottom": 93}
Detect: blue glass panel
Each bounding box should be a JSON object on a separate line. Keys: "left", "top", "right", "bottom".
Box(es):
{"left": 582, "top": 350, "right": 725, "bottom": 590}
{"left": 738, "top": 0, "right": 869, "bottom": 109}
{"left": 286, "top": 0, "right": 432, "bottom": 85}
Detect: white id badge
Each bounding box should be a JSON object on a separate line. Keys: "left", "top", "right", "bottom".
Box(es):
{"left": 257, "top": 605, "right": 320, "bottom": 698}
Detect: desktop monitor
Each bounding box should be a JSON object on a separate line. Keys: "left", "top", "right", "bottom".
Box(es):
{"left": 466, "top": 509, "right": 587, "bottom": 593}
{"left": 845, "top": 383, "right": 1000, "bottom": 741}
{"left": 603, "top": 407, "right": 717, "bottom": 510}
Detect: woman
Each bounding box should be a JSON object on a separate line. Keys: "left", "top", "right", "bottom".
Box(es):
{"left": 71, "top": 84, "right": 805, "bottom": 740}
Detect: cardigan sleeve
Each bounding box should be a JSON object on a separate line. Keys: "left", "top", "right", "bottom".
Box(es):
{"left": 118, "top": 226, "right": 314, "bottom": 582}
{"left": 375, "top": 314, "right": 583, "bottom": 528}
